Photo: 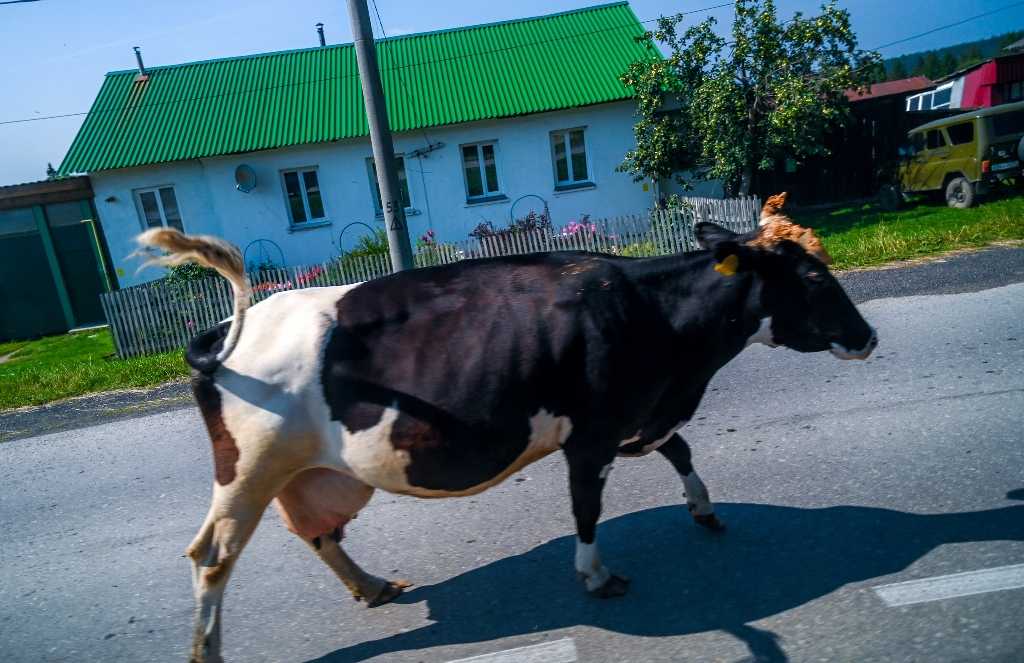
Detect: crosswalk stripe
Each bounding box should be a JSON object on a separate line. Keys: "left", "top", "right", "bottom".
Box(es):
{"left": 446, "top": 637, "right": 578, "bottom": 663}
{"left": 874, "top": 563, "right": 1024, "bottom": 606}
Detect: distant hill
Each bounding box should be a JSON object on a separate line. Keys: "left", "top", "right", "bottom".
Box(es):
{"left": 883, "top": 30, "right": 1024, "bottom": 82}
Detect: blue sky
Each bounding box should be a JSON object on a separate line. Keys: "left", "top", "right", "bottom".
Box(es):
{"left": 1, "top": 0, "right": 1022, "bottom": 185}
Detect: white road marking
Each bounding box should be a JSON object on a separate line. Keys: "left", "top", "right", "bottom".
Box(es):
{"left": 874, "top": 563, "right": 1024, "bottom": 607}
{"left": 447, "top": 638, "right": 577, "bottom": 663}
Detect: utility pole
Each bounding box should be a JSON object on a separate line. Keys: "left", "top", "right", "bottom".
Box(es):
{"left": 346, "top": 0, "right": 415, "bottom": 272}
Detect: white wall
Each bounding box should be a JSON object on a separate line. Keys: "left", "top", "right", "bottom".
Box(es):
{"left": 91, "top": 101, "right": 664, "bottom": 286}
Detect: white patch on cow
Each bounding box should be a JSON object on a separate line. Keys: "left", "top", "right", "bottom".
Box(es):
{"left": 830, "top": 327, "right": 878, "bottom": 360}
{"left": 682, "top": 471, "right": 713, "bottom": 516}
{"left": 745, "top": 317, "right": 777, "bottom": 348}
{"left": 339, "top": 408, "right": 573, "bottom": 498}
{"left": 574, "top": 539, "right": 611, "bottom": 592}
{"left": 618, "top": 432, "right": 642, "bottom": 448}
{"left": 616, "top": 422, "right": 687, "bottom": 458}
{"left": 598, "top": 462, "right": 613, "bottom": 480}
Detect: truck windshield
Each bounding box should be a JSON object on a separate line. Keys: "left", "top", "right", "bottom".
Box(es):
{"left": 989, "top": 110, "right": 1024, "bottom": 138}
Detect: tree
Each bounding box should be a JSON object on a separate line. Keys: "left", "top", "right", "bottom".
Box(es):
{"left": 921, "top": 52, "right": 942, "bottom": 79}
{"left": 888, "top": 58, "right": 909, "bottom": 81}
{"left": 619, "top": 0, "right": 880, "bottom": 196}
{"left": 959, "top": 46, "right": 985, "bottom": 70}
{"left": 940, "top": 52, "right": 958, "bottom": 77}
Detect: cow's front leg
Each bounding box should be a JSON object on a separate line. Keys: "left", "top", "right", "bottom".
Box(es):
{"left": 657, "top": 433, "right": 724, "bottom": 530}
{"left": 303, "top": 528, "right": 411, "bottom": 607}
{"left": 565, "top": 446, "right": 630, "bottom": 598}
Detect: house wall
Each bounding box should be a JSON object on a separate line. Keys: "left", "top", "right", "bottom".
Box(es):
{"left": 90, "top": 101, "right": 669, "bottom": 287}
{"left": 961, "top": 61, "right": 997, "bottom": 108}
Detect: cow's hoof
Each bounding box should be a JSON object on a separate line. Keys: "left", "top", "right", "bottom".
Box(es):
{"left": 366, "top": 579, "right": 412, "bottom": 608}
{"left": 693, "top": 513, "right": 725, "bottom": 531}
{"left": 589, "top": 573, "right": 630, "bottom": 598}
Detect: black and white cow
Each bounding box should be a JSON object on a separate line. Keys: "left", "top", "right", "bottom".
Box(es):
{"left": 137, "top": 220, "right": 876, "bottom": 662}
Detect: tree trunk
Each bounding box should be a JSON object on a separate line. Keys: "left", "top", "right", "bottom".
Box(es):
{"left": 738, "top": 166, "right": 753, "bottom": 197}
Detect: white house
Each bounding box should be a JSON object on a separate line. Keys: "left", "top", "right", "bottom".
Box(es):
{"left": 59, "top": 2, "right": 709, "bottom": 287}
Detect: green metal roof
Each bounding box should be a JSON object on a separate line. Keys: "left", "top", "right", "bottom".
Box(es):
{"left": 59, "top": 2, "right": 651, "bottom": 174}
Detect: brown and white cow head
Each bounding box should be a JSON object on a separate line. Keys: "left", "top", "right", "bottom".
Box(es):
{"left": 696, "top": 222, "right": 877, "bottom": 360}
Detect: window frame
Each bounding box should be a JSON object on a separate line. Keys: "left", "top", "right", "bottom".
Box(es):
{"left": 930, "top": 83, "right": 953, "bottom": 110}
{"left": 460, "top": 140, "right": 506, "bottom": 203}
{"left": 133, "top": 185, "right": 184, "bottom": 232}
{"left": 946, "top": 122, "right": 975, "bottom": 146}
{"left": 366, "top": 155, "right": 415, "bottom": 217}
{"left": 279, "top": 166, "right": 329, "bottom": 230}
{"left": 926, "top": 128, "right": 947, "bottom": 150}
{"left": 550, "top": 127, "right": 594, "bottom": 191}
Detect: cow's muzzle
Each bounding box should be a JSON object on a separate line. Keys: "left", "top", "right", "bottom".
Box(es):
{"left": 830, "top": 327, "right": 878, "bottom": 360}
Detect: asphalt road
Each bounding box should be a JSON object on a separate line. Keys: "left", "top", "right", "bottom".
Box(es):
{"left": 1, "top": 249, "right": 1023, "bottom": 662}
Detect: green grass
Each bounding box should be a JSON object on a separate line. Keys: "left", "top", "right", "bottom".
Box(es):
{"left": 0, "top": 328, "right": 188, "bottom": 411}
{"left": 794, "top": 194, "right": 1024, "bottom": 270}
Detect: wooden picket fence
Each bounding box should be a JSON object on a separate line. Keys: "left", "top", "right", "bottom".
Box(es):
{"left": 101, "top": 196, "right": 760, "bottom": 358}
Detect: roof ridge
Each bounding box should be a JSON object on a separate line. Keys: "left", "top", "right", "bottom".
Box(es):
{"left": 106, "top": 2, "right": 630, "bottom": 76}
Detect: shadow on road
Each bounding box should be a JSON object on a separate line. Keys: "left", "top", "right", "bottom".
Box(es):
{"left": 309, "top": 497, "right": 1024, "bottom": 663}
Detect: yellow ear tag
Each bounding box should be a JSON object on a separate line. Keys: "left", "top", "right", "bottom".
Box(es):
{"left": 714, "top": 254, "right": 739, "bottom": 277}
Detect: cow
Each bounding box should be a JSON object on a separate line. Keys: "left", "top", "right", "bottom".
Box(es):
{"left": 136, "top": 216, "right": 876, "bottom": 662}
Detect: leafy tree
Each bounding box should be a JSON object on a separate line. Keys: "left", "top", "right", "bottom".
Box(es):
{"left": 959, "top": 46, "right": 985, "bottom": 70}
{"left": 940, "top": 52, "right": 958, "bottom": 77}
{"left": 620, "top": 0, "right": 880, "bottom": 196}
{"left": 888, "top": 58, "right": 909, "bottom": 81}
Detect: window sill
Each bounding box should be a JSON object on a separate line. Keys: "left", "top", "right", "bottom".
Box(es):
{"left": 554, "top": 182, "right": 596, "bottom": 194}
{"left": 464, "top": 194, "right": 509, "bottom": 207}
{"left": 287, "top": 219, "right": 332, "bottom": 233}
{"left": 375, "top": 208, "right": 421, "bottom": 219}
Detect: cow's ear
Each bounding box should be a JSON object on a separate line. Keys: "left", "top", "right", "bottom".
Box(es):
{"left": 695, "top": 222, "right": 739, "bottom": 250}
{"left": 710, "top": 240, "right": 756, "bottom": 276}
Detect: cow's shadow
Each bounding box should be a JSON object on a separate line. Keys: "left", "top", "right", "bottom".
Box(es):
{"left": 310, "top": 491, "right": 1024, "bottom": 662}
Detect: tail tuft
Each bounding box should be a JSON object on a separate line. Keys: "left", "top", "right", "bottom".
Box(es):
{"left": 136, "top": 228, "right": 250, "bottom": 369}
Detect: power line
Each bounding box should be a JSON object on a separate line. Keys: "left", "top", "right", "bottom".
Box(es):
{"left": 870, "top": 0, "right": 1024, "bottom": 51}
{"left": 17, "top": 0, "right": 1005, "bottom": 129}
{"left": 0, "top": 0, "right": 42, "bottom": 5}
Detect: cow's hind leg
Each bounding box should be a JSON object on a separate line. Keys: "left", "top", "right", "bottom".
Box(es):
{"left": 657, "top": 433, "right": 724, "bottom": 530}
{"left": 302, "top": 528, "right": 411, "bottom": 607}
{"left": 187, "top": 481, "right": 279, "bottom": 663}
{"left": 275, "top": 468, "right": 410, "bottom": 608}
{"left": 564, "top": 443, "right": 630, "bottom": 598}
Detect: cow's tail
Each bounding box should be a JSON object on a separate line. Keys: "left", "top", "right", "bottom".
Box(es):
{"left": 136, "top": 228, "right": 249, "bottom": 370}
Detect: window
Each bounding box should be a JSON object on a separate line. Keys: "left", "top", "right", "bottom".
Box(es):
{"left": 550, "top": 128, "right": 591, "bottom": 188}
{"left": 135, "top": 186, "right": 183, "bottom": 231}
{"left": 367, "top": 156, "right": 411, "bottom": 216}
{"left": 931, "top": 87, "right": 952, "bottom": 109}
{"left": 990, "top": 110, "right": 1024, "bottom": 137}
{"left": 947, "top": 122, "right": 974, "bottom": 145}
{"left": 926, "top": 129, "right": 946, "bottom": 150}
{"left": 45, "top": 201, "right": 86, "bottom": 227}
{"left": 281, "top": 168, "right": 326, "bottom": 226}
{"left": 461, "top": 142, "right": 503, "bottom": 201}
{"left": 0, "top": 208, "right": 37, "bottom": 237}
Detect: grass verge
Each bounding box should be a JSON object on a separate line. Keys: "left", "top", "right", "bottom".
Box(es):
{"left": 0, "top": 328, "right": 188, "bottom": 411}
{"left": 795, "top": 195, "right": 1024, "bottom": 270}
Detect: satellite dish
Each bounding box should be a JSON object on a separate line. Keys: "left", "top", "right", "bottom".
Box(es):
{"left": 235, "top": 165, "right": 257, "bottom": 193}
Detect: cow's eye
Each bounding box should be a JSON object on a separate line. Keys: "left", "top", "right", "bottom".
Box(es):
{"left": 806, "top": 271, "right": 825, "bottom": 284}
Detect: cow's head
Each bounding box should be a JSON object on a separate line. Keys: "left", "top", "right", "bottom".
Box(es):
{"left": 696, "top": 222, "right": 877, "bottom": 360}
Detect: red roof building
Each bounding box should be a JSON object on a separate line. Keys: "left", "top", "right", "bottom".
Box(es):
{"left": 845, "top": 76, "right": 934, "bottom": 103}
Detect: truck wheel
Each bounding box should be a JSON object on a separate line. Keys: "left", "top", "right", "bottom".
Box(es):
{"left": 878, "top": 184, "right": 902, "bottom": 211}
{"left": 945, "top": 177, "right": 975, "bottom": 208}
